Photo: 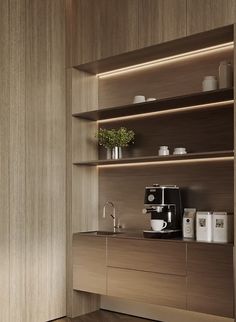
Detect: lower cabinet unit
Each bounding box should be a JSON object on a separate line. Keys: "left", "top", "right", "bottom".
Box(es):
{"left": 72, "top": 234, "right": 234, "bottom": 318}
{"left": 73, "top": 235, "right": 107, "bottom": 295}
{"left": 186, "top": 244, "right": 234, "bottom": 318}
{"left": 107, "top": 267, "right": 187, "bottom": 309}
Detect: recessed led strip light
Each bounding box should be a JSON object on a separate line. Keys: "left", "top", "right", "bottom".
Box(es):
{"left": 98, "top": 100, "right": 234, "bottom": 124}
{"left": 97, "top": 42, "right": 234, "bottom": 78}
{"left": 98, "top": 156, "right": 234, "bottom": 168}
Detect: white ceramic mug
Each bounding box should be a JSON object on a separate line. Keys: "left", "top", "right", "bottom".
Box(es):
{"left": 151, "top": 219, "right": 167, "bottom": 231}
{"left": 133, "top": 95, "right": 146, "bottom": 103}
{"left": 146, "top": 97, "right": 156, "bottom": 102}
{"left": 173, "top": 147, "right": 187, "bottom": 155}
{"left": 158, "top": 146, "right": 169, "bottom": 156}
{"left": 202, "top": 76, "right": 217, "bottom": 92}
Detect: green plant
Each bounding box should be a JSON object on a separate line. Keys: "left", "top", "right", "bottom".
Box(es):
{"left": 95, "top": 127, "right": 135, "bottom": 149}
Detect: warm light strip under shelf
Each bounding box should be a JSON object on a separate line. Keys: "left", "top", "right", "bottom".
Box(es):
{"left": 97, "top": 156, "right": 234, "bottom": 168}
{"left": 97, "top": 42, "right": 234, "bottom": 78}
{"left": 98, "top": 100, "right": 234, "bottom": 124}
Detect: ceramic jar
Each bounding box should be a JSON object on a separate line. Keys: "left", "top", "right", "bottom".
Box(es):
{"left": 202, "top": 76, "right": 217, "bottom": 92}
{"left": 158, "top": 146, "right": 169, "bottom": 156}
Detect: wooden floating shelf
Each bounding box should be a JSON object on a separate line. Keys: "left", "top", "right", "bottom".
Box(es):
{"left": 72, "top": 88, "right": 233, "bottom": 121}
{"left": 74, "top": 25, "right": 233, "bottom": 74}
{"left": 74, "top": 150, "right": 234, "bottom": 166}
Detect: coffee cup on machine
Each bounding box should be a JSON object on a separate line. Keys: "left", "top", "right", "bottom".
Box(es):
{"left": 151, "top": 219, "right": 167, "bottom": 231}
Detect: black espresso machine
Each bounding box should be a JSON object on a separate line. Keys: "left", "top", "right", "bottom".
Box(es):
{"left": 142, "top": 184, "right": 183, "bottom": 238}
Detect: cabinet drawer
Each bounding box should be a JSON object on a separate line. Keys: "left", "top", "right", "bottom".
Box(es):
{"left": 73, "top": 235, "right": 106, "bottom": 295}
{"left": 187, "top": 244, "right": 234, "bottom": 318}
{"left": 107, "top": 267, "right": 186, "bottom": 309}
{"left": 107, "top": 238, "right": 186, "bottom": 275}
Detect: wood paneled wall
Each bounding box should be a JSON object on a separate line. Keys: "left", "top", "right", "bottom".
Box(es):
{"left": 187, "top": 0, "right": 236, "bottom": 35}
{"left": 70, "top": 0, "right": 187, "bottom": 66}
{"left": 0, "top": 0, "right": 66, "bottom": 321}
{"left": 138, "top": 0, "right": 186, "bottom": 48}
{"left": 25, "top": 1, "right": 66, "bottom": 321}
{"left": 70, "top": 0, "right": 236, "bottom": 67}
{"left": 0, "top": 1, "right": 10, "bottom": 320}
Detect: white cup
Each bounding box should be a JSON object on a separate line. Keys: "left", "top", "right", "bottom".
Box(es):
{"left": 133, "top": 95, "right": 146, "bottom": 103}
{"left": 158, "top": 146, "right": 169, "bottom": 156}
{"left": 202, "top": 76, "right": 217, "bottom": 92}
{"left": 146, "top": 97, "right": 156, "bottom": 102}
{"left": 151, "top": 219, "right": 167, "bottom": 231}
{"left": 173, "top": 147, "right": 187, "bottom": 155}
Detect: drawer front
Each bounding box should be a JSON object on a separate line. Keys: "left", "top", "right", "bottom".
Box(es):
{"left": 73, "top": 235, "right": 106, "bottom": 295}
{"left": 187, "top": 244, "right": 234, "bottom": 318}
{"left": 107, "top": 267, "right": 186, "bottom": 309}
{"left": 107, "top": 238, "right": 186, "bottom": 275}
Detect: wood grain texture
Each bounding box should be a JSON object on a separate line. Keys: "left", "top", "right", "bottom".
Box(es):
{"left": 187, "top": 243, "right": 234, "bottom": 317}
{"left": 98, "top": 107, "right": 233, "bottom": 159}
{"left": 107, "top": 267, "right": 186, "bottom": 309}
{"left": 187, "top": 0, "right": 236, "bottom": 35}
{"left": 0, "top": 1, "right": 10, "bottom": 321}
{"left": 107, "top": 238, "right": 186, "bottom": 276}
{"left": 138, "top": 0, "right": 186, "bottom": 48}
{"left": 25, "top": 1, "right": 66, "bottom": 321}
{"left": 99, "top": 161, "right": 233, "bottom": 231}
{"left": 69, "top": 39, "right": 100, "bottom": 317}
{"left": 77, "top": 26, "right": 233, "bottom": 74}
{"left": 99, "top": 0, "right": 139, "bottom": 58}
{"left": 72, "top": 70, "right": 98, "bottom": 114}
{"left": 99, "top": 47, "right": 233, "bottom": 108}
{"left": 73, "top": 236, "right": 107, "bottom": 294}
{"left": 9, "top": 0, "right": 26, "bottom": 321}
{"left": 71, "top": 0, "right": 101, "bottom": 66}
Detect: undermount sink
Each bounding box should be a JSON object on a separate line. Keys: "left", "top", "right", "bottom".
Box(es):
{"left": 82, "top": 230, "right": 123, "bottom": 236}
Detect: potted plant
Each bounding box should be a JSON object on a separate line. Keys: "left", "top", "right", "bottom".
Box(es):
{"left": 96, "top": 127, "right": 135, "bottom": 159}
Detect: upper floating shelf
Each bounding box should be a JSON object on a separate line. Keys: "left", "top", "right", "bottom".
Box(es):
{"left": 74, "top": 25, "right": 233, "bottom": 74}
{"left": 74, "top": 150, "right": 234, "bottom": 167}
{"left": 72, "top": 88, "right": 233, "bottom": 121}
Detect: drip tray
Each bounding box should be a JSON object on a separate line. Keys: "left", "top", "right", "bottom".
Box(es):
{"left": 143, "top": 229, "right": 182, "bottom": 239}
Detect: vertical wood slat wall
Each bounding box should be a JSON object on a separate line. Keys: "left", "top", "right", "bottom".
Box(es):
{"left": 0, "top": 0, "right": 66, "bottom": 321}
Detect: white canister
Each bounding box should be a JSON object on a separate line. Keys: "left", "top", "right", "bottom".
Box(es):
{"left": 213, "top": 212, "right": 233, "bottom": 243}
{"left": 202, "top": 76, "right": 217, "bottom": 92}
{"left": 196, "top": 211, "right": 213, "bottom": 242}
{"left": 158, "top": 146, "right": 169, "bottom": 156}
{"left": 219, "top": 61, "right": 233, "bottom": 89}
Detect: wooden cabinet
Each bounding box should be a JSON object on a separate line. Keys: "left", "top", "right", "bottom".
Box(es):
{"left": 73, "top": 235, "right": 234, "bottom": 318}
{"left": 71, "top": 0, "right": 101, "bottom": 66}
{"left": 107, "top": 238, "right": 186, "bottom": 276}
{"left": 70, "top": 0, "right": 187, "bottom": 65}
{"left": 73, "top": 236, "right": 107, "bottom": 295}
{"left": 187, "top": 243, "right": 234, "bottom": 318}
{"left": 107, "top": 267, "right": 186, "bottom": 309}
{"left": 138, "top": 0, "right": 186, "bottom": 48}
{"left": 99, "top": 0, "right": 139, "bottom": 59}
{"left": 187, "top": 0, "right": 236, "bottom": 35}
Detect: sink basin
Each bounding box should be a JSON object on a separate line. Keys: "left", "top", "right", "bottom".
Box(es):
{"left": 82, "top": 230, "right": 123, "bottom": 236}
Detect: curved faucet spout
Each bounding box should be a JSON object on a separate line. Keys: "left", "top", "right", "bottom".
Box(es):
{"left": 102, "top": 201, "right": 118, "bottom": 232}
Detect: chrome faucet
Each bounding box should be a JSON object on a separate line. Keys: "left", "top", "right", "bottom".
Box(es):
{"left": 102, "top": 201, "right": 119, "bottom": 232}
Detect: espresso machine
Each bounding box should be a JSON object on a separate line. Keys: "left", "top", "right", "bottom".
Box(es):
{"left": 142, "top": 184, "right": 183, "bottom": 238}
